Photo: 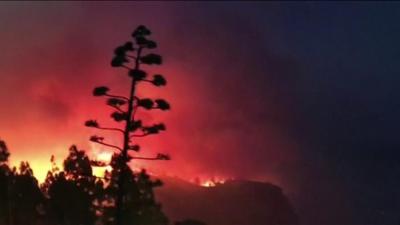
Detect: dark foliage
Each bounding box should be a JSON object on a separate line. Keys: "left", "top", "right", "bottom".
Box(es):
{"left": 0, "top": 140, "right": 10, "bottom": 163}
{"left": 0, "top": 140, "right": 11, "bottom": 225}
{"left": 98, "top": 155, "right": 169, "bottom": 225}
{"left": 0, "top": 143, "right": 44, "bottom": 225}
{"left": 142, "top": 123, "right": 166, "bottom": 135}
{"left": 93, "top": 86, "right": 110, "bottom": 96}
{"left": 152, "top": 75, "right": 167, "bottom": 86}
{"left": 111, "top": 111, "right": 127, "bottom": 122}
{"left": 107, "top": 98, "right": 127, "bottom": 107}
{"left": 85, "top": 120, "right": 99, "bottom": 128}
{"left": 154, "top": 99, "right": 170, "bottom": 111}
{"left": 138, "top": 98, "right": 154, "bottom": 110}
{"left": 129, "top": 120, "right": 143, "bottom": 132}
{"left": 86, "top": 25, "right": 171, "bottom": 225}
{"left": 140, "top": 54, "right": 162, "bottom": 65}
{"left": 41, "top": 147, "right": 100, "bottom": 225}
{"left": 129, "top": 69, "right": 147, "bottom": 80}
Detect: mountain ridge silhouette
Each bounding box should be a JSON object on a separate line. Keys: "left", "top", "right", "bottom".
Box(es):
{"left": 155, "top": 177, "right": 299, "bottom": 225}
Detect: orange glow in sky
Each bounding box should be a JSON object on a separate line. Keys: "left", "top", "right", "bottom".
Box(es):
{"left": 0, "top": 4, "right": 299, "bottom": 191}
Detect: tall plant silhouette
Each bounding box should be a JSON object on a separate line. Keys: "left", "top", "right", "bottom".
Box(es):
{"left": 85, "top": 25, "right": 170, "bottom": 225}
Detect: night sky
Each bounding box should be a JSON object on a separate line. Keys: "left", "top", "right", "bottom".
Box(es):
{"left": 0, "top": 2, "right": 399, "bottom": 225}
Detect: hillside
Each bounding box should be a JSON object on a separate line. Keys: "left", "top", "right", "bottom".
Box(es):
{"left": 156, "top": 177, "right": 299, "bottom": 225}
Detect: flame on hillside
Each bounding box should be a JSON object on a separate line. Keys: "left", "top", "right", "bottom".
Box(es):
{"left": 190, "top": 176, "right": 228, "bottom": 187}
{"left": 90, "top": 145, "right": 113, "bottom": 177}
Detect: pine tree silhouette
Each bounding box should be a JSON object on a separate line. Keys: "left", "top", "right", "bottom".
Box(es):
{"left": 0, "top": 140, "right": 44, "bottom": 225}
{"left": 9, "top": 162, "right": 44, "bottom": 225}
{"left": 41, "top": 146, "right": 100, "bottom": 225}
{"left": 85, "top": 25, "right": 170, "bottom": 225}
{"left": 0, "top": 139, "right": 11, "bottom": 225}
{"left": 99, "top": 154, "right": 168, "bottom": 225}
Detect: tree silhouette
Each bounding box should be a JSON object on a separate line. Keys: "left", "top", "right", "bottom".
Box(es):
{"left": 41, "top": 146, "right": 101, "bottom": 225}
{"left": 0, "top": 140, "right": 10, "bottom": 163}
{"left": 99, "top": 154, "right": 168, "bottom": 225}
{"left": 85, "top": 25, "right": 170, "bottom": 225}
{"left": 8, "top": 162, "right": 44, "bottom": 225}
{"left": 0, "top": 140, "right": 45, "bottom": 225}
{"left": 0, "top": 139, "right": 11, "bottom": 225}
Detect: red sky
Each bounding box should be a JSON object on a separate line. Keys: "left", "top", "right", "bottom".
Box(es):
{"left": 0, "top": 2, "right": 301, "bottom": 192}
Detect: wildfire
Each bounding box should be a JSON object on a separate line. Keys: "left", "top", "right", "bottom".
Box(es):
{"left": 194, "top": 177, "right": 227, "bottom": 187}
{"left": 91, "top": 146, "right": 113, "bottom": 177}
{"left": 95, "top": 151, "right": 113, "bottom": 163}
{"left": 201, "top": 180, "right": 218, "bottom": 187}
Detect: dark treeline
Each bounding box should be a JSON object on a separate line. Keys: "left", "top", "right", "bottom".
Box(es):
{"left": 0, "top": 141, "right": 165, "bottom": 225}
{"left": 0, "top": 140, "right": 204, "bottom": 225}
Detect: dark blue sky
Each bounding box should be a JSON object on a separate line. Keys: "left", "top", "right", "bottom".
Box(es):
{"left": 288, "top": 3, "right": 400, "bottom": 225}
{"left": 199, "top": 2, "right": 400, "bottom": 224}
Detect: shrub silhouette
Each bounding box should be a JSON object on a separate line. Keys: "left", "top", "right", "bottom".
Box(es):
{"left": 85, "top": 25, "right": 170, "bottom": 225}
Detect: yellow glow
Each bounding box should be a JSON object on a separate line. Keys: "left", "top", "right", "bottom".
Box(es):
{"left": 200, "top": 177, "right": 226, "bottom": 187}
{"left": 201, "top": 180, "right": 216, "bottom": 187}
{"left": 9, "top": 145, "right": 115, "bottom": 183}
{"left": 95, "top": 151, "right": 113, "bottom": 163}
{"left": 31, "top": 160, "right": 52, "bottom": 183}
{"left": 10, "top": 158, "right": 54, "bottom": 183}
{"left": 92, "top": 165, "right": 112, "bottom": 178}
{"left": 90, "top": 144, "right": 113, "bottom": 178}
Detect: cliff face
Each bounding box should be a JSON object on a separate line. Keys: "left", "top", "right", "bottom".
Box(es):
{"left": 156, "top": 178, "right": 299, "bottom": 225}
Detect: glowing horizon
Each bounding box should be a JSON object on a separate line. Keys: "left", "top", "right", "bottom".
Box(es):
{"left": 0, "top": 3, "right": 299, "bottom": 194}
